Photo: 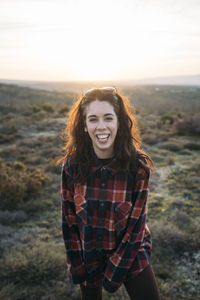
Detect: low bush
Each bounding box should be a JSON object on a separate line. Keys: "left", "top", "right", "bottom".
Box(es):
{"left": 183, "top": 142, "right": 200, "bottom": 150}
{"left": 142, "top": 134, "right": 158, "bottom": 145}
{"left": 46, "top": 158, "right": 61, "bottom": 174}
{"left": 149, "top": 221, "right": 188, "bottom": 257}
{"left": 160, "top": 112, "right": 175, "bottom": 125}
{"left": 40, "top": 147, "right": 59, "bottom": 159}
{"left": 167, "top": 208, "right": 190, "bottom": 229}
{"left": 2, "top": 119, "right": 17, "bottom": 134}
{"left": 173, "top": 114, "right": 200, "bottom": 135}
{"left": 29, "top": 104, "right": 41, "bottom": 113}
{"left": 170, "top": 198, "right": 185, "bottom": 209}
{"left": 0, "top": 210, "right": 27, "bottom": 225}
{"left": 151, "top": 154, "right": 164, "bottom": 163}
{"left": 148, "top": 193, "right": 166, "bottom": 219}
{"left": 41, "top": 103, "right": 55, "bottom": 113}
{"left": 164, "top": 157, "right": 175, "bottom": 165}
{"left": 159, "top": 142, "right": 181, "bottom": 152}
{"left": 179, "top": 149, "right": 192, "bottom": 155}
{"left": 0, "top": 241, "right": 66, "bottom": 290}
{"left": 59, "top": 105, "right": 71, "bottom": 114}
{"left": 0, "top": 159, "right": 50, "bottom": 210}
{"left": 30, "top": 110, "right": 47, "bottom": 121}
{"left": 167, "top": 164, "right": 200, "bottom": 194}
{"left": 0, "top": 133, "right": 21, "bottom": 144}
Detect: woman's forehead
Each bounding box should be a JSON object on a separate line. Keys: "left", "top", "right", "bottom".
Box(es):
{"left": 85, "top": 100, "right": 116, "bottom": 117}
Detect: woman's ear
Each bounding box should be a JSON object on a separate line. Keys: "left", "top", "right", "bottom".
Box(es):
{"left": 84, "top": 127, "right": 87, "bottom": 132}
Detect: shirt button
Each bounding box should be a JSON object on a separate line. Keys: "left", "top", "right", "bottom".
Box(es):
{"left": 100, "top": 202, "right": 104, "bottom": 207}
{"left": 101, "top": 183, "right": 106, "bottom": 187}
{"left": 97, "top": 235, "right": 102, "bottom": 240}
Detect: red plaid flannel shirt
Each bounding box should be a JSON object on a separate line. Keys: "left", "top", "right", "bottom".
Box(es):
{"left": 61, "top": 153, "right": 152, "bottom": 293}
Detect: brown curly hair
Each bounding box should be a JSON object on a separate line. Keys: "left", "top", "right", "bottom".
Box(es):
{"left": 57, "top": 87, "right": 153, "bottom": 182}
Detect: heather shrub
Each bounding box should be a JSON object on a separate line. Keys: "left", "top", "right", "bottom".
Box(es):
{"left": 46, "top": 158, "right": 61, "bottom": 174}
{"left": 179, "top": 149, "right": 192, "bottom": 155}
{"left": 167, "top": 164, "right": 200, "bottom": 197}
{"left": 164, "top": 157, "right": 175, "bottom": 166}
{"left": 183, "top": 142, "right": 200, "bottom": 150}
{"left": 0, "top": 210, "right": 27, "bottom": 225}
{"left": 159, "top": 142, "right": 181, "bottom": 152}
{"left": 168, "top": 209, "right": 190, "bottom": 229}
{"left": 2, "top": 118, "right": 17, "bottom": 133}
{"left": 149, "top": 221, "right": 188, "bottom": 257}
{"left": 160, "top": 112, "right": 175, "bottom": 125}
{"left": 41, "top": 103, "right": 54, "bottom": 113}
{"left": 0, "top": 159, "right": 50, "bottom": 209}
{"left": 29, "top": 104, "right": 41, "bottom": 113}
{"left": 173, "top": 113, "right": 200, "bottom": 135}
{"left": 151, "top": 154, "right": 164, "bottom": 163}
{"left": 59, "top": 105, "right": 71, "bottom": 114}
{"left": 142, "top": 134, "right": 158, "bottom": 145}
{"left": 0, "top": 283, "right": 22, "bottom": 300}
{"left": 148, "top": 193, "right": 166, "bottom": 219}
{"left": 170, "top": 198, "right": 185, "bottom": 209}
{"left": 0, "top": 241, "right": 65, "bottom": 289}
{"left": 40, "top": 147, "right": 59, "bottom": 159}
{"left": 30, "top": 110, "right": 46, "bottom": 121}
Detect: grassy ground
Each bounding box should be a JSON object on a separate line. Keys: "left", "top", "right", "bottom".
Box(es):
{"left": 0, "top": 84, "right": 200, "bottom": 300}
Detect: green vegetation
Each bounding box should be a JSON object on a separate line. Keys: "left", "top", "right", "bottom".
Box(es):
{"left": 0, "top": 159, "right": 50, "bottom": 210}
{"left": 0, "top": 83, "right": 199, "bottom": 300}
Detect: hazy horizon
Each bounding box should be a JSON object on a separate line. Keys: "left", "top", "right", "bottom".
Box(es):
{"left": 1, "top": 0, "right": 200, "bottom": 82}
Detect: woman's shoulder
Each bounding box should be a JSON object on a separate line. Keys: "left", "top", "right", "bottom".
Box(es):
{"left": 62, "top": 156, "right": 76, "bottom": 177}
{"left": 136, "top": 152, "right": 151, "bottom": 178}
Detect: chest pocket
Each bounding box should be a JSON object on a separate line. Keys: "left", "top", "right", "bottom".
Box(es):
{"left": 114, "top": 201, "right": 132, "bottom": 233}
{"left": 74, "top": 184, "right": 87, "bottom": 225}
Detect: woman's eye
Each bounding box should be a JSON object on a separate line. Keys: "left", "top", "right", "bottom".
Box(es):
{"left": 105, "top": 117, "right": 113, "bottom": 121}
{"left": 89, "top": 118, "right": 97, "bottom": 122}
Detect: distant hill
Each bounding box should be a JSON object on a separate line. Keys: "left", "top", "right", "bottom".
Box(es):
{"left": 0, "top": 83, "right": 75, "bottom": 109}
{"left": 131, "top": 74, "right": 200, "bottom": 86}
{"left": 0, "top": 74, "right": 200, "bottom": 92}
{"left": 0, "top": 82, "right": 200, "bottom": 115}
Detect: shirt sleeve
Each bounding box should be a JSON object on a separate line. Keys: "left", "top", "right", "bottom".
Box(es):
{"left": 61, "top": 160, "right": 87, "bottom": 284}
{"left": 103, "top": 166, "right": 150, "bottom": 293}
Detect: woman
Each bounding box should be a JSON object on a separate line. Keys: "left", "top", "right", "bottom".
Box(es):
{"left": 58, "top": 87, "right": 160, "bottom": 300}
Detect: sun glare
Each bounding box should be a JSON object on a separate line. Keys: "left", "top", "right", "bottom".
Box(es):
{"left": 1, "top": 0, "right": 199, "bottom": 81}
{"left": 24, "top": 0, "right": 165, "bottom": 81}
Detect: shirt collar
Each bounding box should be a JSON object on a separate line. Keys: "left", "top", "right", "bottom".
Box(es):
{"left": 90, "top": 147, "right": 117, "bottom": 176}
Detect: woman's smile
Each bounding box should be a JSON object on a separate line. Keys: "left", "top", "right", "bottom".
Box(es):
{"left": 96, "top": 133, "right": 110, "bottom": 143}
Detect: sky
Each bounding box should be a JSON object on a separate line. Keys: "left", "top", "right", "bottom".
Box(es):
{"left": 0, "top": 0, "right": 200, "bottom": 82}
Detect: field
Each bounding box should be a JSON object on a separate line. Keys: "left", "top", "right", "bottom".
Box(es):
{"left": 0, "top": 83, "right": 200, "bottom": 300}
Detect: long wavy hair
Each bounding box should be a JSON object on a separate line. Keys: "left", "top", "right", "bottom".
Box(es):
{"left": 57, "top": 88, "right": 154, "bottom": 182}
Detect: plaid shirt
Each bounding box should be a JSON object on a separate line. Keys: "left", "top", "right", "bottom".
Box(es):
{"left": 61, "top": 152, "right": 152, "bottom": 293}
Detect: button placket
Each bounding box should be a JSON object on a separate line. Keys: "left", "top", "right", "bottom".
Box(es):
{"left": 97, "top": 167, "right": 109, "bottom": 247}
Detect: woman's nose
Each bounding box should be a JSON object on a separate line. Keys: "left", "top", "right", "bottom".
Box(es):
{"left": 97, "top": 119, "right": 106, "bottom": 130}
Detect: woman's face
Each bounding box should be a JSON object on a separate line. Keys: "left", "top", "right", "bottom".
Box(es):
{"left": 85, "top": 100, "right": 119, "bottom": 159}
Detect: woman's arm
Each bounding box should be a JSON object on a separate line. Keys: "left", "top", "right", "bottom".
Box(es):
{"left": 61, "top": 162, "right": 87, "bottom": 284}
{"left": 103, "top": 166, "right": 150, "bottom": 293}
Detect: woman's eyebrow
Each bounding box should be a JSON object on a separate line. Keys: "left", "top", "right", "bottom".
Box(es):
{"left": 87, "top": 114, "right": 97, "bottom": 118}
{"left": 104, "top": 113, "right": 114, "bottom": 116}
{"left": 87, "top": 113, "right": 114, "bottom": 118}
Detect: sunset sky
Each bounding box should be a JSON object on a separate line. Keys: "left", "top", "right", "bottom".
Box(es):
{"left": 0, "top": 0, "right": 200, "bottom": 81}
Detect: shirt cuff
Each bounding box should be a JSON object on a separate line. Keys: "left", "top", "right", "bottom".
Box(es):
{"left": 102, "top": 277, "right": 120, "bottom": 293}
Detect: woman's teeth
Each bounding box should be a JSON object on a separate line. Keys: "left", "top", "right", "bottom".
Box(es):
{"left": 97, "top": 134, "right": 109, "bottom": 140}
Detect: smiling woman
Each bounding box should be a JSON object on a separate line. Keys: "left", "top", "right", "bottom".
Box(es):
{"left": 57, "top": 87, "right": 160, "bottom": 300}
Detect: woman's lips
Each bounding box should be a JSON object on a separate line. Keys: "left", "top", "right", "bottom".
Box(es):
{"left": 96, "top": 134, "right": 110, "bottom": 143}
